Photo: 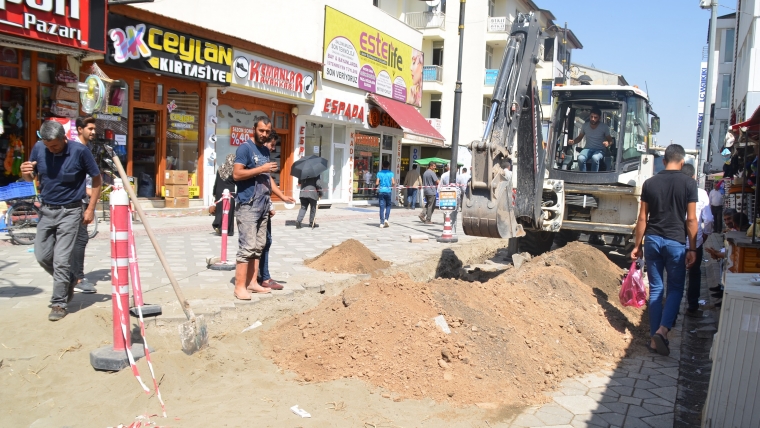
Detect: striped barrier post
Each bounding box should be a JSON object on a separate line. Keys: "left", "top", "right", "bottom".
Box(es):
{"left": 209, "top": 189, "right": 235, "bottom": 271}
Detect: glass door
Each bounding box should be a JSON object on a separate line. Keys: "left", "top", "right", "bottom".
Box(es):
{"left": 132, "top": 108, "right": 160, "bottom": 197}
{"left": 331, "top": 145, "right": 346, "bottom": 200}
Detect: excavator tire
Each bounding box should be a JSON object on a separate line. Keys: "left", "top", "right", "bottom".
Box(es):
{"left": 554, "top": 229, "right": 581, "bottom": 248}
{"left": 518, "top": 230, "right": 555, "bottom": 256}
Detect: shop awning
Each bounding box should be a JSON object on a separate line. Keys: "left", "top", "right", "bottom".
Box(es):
{"left": 368, "top": 94, "right": 446, "bottom": 147}
{"left": 731, "top": 104, "right": 760, "bottom": 132}
{"left": 414, "top": 157, "right": 464, "bottom": 167}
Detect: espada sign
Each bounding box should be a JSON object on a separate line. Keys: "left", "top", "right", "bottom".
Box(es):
{"left": 0, "top": 0, "right": 106, "bottom": 52}
{"left": 105, "top": 13, "right": 232, "bottom": 85}
{"left": 231, "top": 49, "right": 315, "bottom": 104}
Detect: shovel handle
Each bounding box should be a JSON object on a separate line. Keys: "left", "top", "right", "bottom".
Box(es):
{"left": 106, "top": 149, "right": 196, "bottom": 321}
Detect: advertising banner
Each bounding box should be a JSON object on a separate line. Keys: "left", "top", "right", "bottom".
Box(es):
{"left": 105, "top": 13, "right": 232, "bottom": 85}
{"left": 695, "top": 61, "right": 707, "bottom": 150}
{"left": 323, "top": 6, "right": 422, "bottom": 107}
{"left": 0, "top": 0, "right": 106, "bottom": 52}
{"left": 231, "top": 49, "right": 315, "bottom": 103}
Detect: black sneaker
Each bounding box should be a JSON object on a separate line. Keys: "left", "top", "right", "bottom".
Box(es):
{"left": 49, "top": 306, "right": 67, "bottom": 321}
{"left": 685, "top": 308, "right": 703, "bottom": 318}
{"left": 74, "top": 280, "right": 97, "bottom": 294}
{"left": 709, "top": 285, "right": 723, "bottom": 292}
{"left": 296, "top": 222, "right": 302, "bottom": 229}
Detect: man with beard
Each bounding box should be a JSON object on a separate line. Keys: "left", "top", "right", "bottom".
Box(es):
{"left": 70, "top": 116, "right": 98, "bottom": 294}
{"left": 568, "top": 108, "right": 613, "bottom": 172}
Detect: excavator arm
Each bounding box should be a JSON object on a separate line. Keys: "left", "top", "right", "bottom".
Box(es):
{"left": 463, "top": 12, "right": 548, "bottom": 239}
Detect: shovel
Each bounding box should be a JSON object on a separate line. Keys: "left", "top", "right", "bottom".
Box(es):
{"left": 105, "top": 146, "right": 208, "bottom": 355}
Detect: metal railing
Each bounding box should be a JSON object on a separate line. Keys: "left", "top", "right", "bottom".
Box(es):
{"left": 404, "top": 12, "right": 446, "bottom": 30}
{"left": 423, "top": 65, "right": 443, "bottom": 82}
{"left": 484, "top": 69, "right": 499, "bottom": 86}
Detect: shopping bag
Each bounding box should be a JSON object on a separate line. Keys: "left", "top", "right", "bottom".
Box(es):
{"left": 619, "top": 261, "right": 646, "bottom": 308}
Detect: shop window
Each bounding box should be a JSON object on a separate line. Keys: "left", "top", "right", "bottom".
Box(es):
{"left": 37, "top": 53, "right": 56, "bottom": 120}
{"left": 354, "top": 132, "right": 380, "bottom": 200}
{"left": 382, "top": 135, "right": 393, "bottom": 151}
{"left": 0, "top": 85, "right": 29, "bottom": 184}
{"left": 0, "top": 48, "right": 19, "bottom": 79}
{"left": 166, "top": 89, "right": 200, "bottom": 187}
{"left": 215, "top": 104, "right": 268, "bottom": 182}
{"left": 274, "top": 111, "right": 289, "bottom": 130}
{"left": 430, "top": 93, "right": 442, "bottom": 119}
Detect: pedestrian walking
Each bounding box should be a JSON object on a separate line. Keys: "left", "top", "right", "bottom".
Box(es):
{"left": 211, "top": 153, "right": 236, "bottom": 236}
{"left": 257, "top": 133, "right": 283, "bottom": 290}
{"left": 404, "top": 164, "right": 422, "bottom": 209}
{"left": 630, "top": 144, "right": 698, "bottom": 356}
{"left": 20, "top": 121, "right": 102, "bottom": 321}
{"left": 376, "top": 160, "right": 395, "bottom": 227}
{"left": 296, "top": 176, "right": 323, "bottom": 229}
{"left": 709, "top": 181, "right": 723, "bottom": 232}
{"left": 232, "top": 118, "right": 295, "bottom": 300}
{"left": 418, "top": 162, "right": 439, "bottom": 224}
{"left": 681, "top": 163, "right": 713, "bottom": 318}
{"left": 69, "top": 116, "right": 98, "bottom": 294}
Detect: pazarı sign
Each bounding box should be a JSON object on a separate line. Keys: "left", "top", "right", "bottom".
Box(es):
{"left": 231, "top": 49, "right": 315, "bottom": 104}
{"left": 695, "top": 61, "right": 707, "bottom": 150}
{"left": 0, "top": 0, "right": 106, "bottom": 52}
{"left": 105, "top": 14, "right": 232, "bottom": 85}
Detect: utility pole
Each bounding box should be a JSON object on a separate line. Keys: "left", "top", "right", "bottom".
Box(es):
{"left": 699, "top": 0, "right": 718, "bottom": 185}
{"left": 449, "top": 0, "right": 466, "bottom": 185}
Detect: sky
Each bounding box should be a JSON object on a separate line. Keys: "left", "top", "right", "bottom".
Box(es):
{"left": 539, "top": 0, "right": 727, "bottom": 149}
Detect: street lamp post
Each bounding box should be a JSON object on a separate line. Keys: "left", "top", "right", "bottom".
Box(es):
{"left": 449, "top": 0, "right": 466, "bottom": 185}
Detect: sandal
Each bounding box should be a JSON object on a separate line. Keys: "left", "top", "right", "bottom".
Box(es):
{"left": 645, "top": 343, "right": 658, "bottom": 354}
{"left": 234, "top": 290, "right": 251, "bottom": 300}
{"left": 652, "top": 333, "right": 670, "bottom": 356}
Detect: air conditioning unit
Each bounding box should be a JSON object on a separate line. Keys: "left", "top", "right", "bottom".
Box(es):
{"left": 703, "top": 273, "right": 760, "bottom": 427}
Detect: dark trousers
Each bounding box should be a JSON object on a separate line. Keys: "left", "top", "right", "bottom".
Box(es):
{"left": 686, "top": 245, "right": 704, "bottom": 312}
{"left": 212, "top": 199, "right": 235, "bottom": 235}
{"left": 422, "top": 194, "right": 436, "bottom": 221}
{"left": 297, "top": 197, "right": 317, "bottom": 225}
{"left": 35, "top": 205, "right": 81, "bottom": 308}
{"left": 259, "top": 219, "right": 272, "bottom": 281}
{"left": 711, "top": 205, "right": 723, "bottom": 233}
{"left": 69, "top": 218, "right": 89, "bottom": 281}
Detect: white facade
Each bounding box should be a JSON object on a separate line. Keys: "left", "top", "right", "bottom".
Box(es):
{"left": 134, "top": 0, "right": 422, "bottom": 205}
{"left": 377, "top": 0, "right": 581, "bottom": 167}
{"left": 731, "top": 1, "right": 760, "bottom": 123}
{"left": 704, "top": 12, "right": 737, "bottom": 173}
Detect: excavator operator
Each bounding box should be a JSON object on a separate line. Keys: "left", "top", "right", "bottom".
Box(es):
{"left": 567, "top": 108, "right": 614, "bottom": 172}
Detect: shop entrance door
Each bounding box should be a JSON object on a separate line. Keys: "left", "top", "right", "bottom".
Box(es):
{"left": 132, "top": 108, "right": 161, "bottom": 197}
{"left": 330, "top": 144, "right": 346, "bottom": 201}
{"left": 0, "top": 85, "right": 29, "bottom": 186}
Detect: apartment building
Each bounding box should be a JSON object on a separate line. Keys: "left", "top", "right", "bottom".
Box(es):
{"left": 568, "top": 64, "right": 628, "bottom": 87}
{"left": 376, "top": 0, "right": 581, "bottom": 169}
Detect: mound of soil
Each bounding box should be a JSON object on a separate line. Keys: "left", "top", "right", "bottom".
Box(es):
{"left": 263, "top": 242, "right": 646, "bottom": 406}
{"left": 305, "top": 239, "right": 390, "bottom": 274}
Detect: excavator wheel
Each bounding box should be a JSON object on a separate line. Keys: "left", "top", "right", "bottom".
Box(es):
{"left": 554, "top": 230, "right": 581, "bottom": 248}
{"left": 517, "top": 230, "right": 555, "bottom": 256}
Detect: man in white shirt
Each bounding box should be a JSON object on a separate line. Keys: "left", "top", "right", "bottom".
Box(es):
{"left": 709, "top": 181, "right": 724, "bottom": 232}
{"left": 683, "top": 164, "right": 714, "bottom": 317}
{"left": 455, "top": 167, "right": 470, "bottom": 212}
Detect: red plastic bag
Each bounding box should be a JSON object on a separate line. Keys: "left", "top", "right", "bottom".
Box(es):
{"left": 619, "top": 261, "right": 647, "bottom": 308}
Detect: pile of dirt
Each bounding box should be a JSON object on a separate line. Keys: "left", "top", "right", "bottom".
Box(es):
{"left": 263, "top": 242, "right": 646, "bottom": 406}
{"left": 305, "top": 239, "right": 390, "bottom": 274}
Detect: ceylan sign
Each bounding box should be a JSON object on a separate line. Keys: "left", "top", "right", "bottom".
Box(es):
{"left": 105, "top": 13, "right": 231, "bottom": 85}
{"left": 231, "top": 48, "right": 315, "bottom": 103}
{"left": 323, "top": 6, "right": 423, "bottom": 107}
{"left": 0, "top": 0, "right": 106, "bottom": 52}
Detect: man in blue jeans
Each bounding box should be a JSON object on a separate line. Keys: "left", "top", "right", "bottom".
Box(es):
{"left": 631, "top": 144, "right": 698, "bottom": 356}
{"left": 568, "top": 108, "right": 613, "bottom": 172}
{"left": 376, "top": 160, "right": 395, "bottom": 228}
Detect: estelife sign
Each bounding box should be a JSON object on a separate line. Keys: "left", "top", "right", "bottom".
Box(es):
{"left": 0, "top": 0, "right": 106, "bottom": 52}
{"left": 106, "top": 14, "right": 231, "bottom": 85}
{"left": 231, "top": 49, "right": 315, "bottom": 103}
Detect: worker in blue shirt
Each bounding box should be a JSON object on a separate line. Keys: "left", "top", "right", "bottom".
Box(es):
{"left": 375, "top": 160, "right": 395, "bottom": 228}
{"left": 20, "top": 121, "right": 102, "bottom": 321}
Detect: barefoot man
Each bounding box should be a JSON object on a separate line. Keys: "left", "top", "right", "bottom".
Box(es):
{"left": 232, "top": 118, "right": 295, "bottom": 299}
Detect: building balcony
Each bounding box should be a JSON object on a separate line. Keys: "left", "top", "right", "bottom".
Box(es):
{"left": 484, "top": 69, "right": 499, "bottom": 86}
{"left": 404, "top": 12, "right": 446, "bottom": 30}
{"left": 423, "top": 65, "right": 443, "bottom": 83}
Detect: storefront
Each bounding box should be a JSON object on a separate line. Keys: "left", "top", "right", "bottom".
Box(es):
{"left": 0, "top": 0, "right": 106, "bottom": 185}
{"left": 203, "top": 48, "right": 316, "bottom": 204}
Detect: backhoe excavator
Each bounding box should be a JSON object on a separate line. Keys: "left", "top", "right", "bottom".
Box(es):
{"left": 462, "top": 12, "right": 660, "bottom": 255}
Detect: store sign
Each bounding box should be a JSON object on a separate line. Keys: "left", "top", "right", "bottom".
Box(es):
{"left": 0, "top": 0, "right": 106, "bottom": 52}
{"left": 232, "top": 48, "right": 315, "bottom": 103}
{"left": 367, "top": 107, "right": 400, "bottom": 129}
{"left": 106, "top": 13, "right": 232, "bottom": 85}
{"left": 695, "top": 61, "right": 707, "bottom": 151}
{"left": 323, "top": 6, "right": 423, "bottom": 107}
{"left": 322, "top": 98, "right": 364, "bottom": 122}
{"left": 487, "top": 17, "right": 508, "bottom": 33}
{"left": 230, "top": 126, "right": 254, "bottom": 146}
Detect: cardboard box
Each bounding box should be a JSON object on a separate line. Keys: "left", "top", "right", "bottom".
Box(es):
{"left": 166, "top": 196, "right": 189, "bottom": 208}
{"left": 165, "top": 170, "right": 188, "bottom": 185}
{"left": 164, "top": 184, "right": 189, "bottom": 198}
{"left": 188, "top": 186, "right": 200, "bottom": 198}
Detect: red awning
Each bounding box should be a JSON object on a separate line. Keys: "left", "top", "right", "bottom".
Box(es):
{"left": 731, "top": 104, "right": 760, "bottom": 132}
{"left": 368, "top": 94, "right": 446, "bottom": 146}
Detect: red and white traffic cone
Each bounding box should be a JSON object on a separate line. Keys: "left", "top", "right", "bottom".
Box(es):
{"left": 437, "top": 211, "right": 458, "bottom": 243}
{"left": 209, "top": 189, "right": 235, "bottom": 271}
{"left": 90, "top": 178, "right": 151, "bottom": 372}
